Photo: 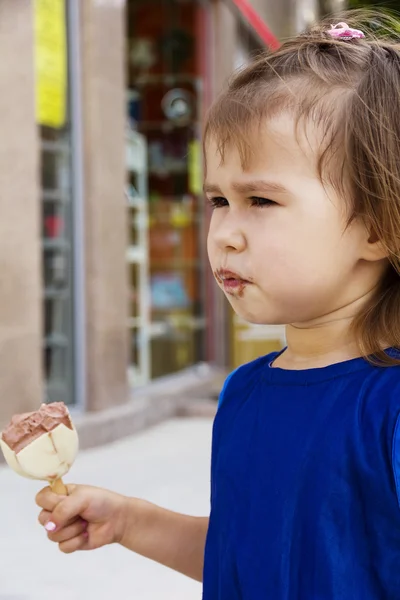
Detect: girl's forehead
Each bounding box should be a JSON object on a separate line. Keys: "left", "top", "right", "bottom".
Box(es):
{"left": 205, "top": 114, "right": 320, "bottom": 178}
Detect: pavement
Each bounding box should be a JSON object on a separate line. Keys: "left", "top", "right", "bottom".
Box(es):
{"left": 0, "top": 417, "right": 213, "bottom": 600}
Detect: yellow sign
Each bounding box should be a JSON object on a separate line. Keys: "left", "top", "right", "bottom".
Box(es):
{"left": 34, "top": 0, "right": 67, "bottom": 128}
{"left": 188, "top": 140, "right": 203, "bottom": 196}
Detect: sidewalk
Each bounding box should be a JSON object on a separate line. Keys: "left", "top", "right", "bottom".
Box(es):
{"left": 0, "top": 418, "right": 213, "bottom": 600}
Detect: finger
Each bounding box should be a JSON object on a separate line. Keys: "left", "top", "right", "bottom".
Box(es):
{"left": 38, "top": 509, "right": 52, "bottom": 527}
{"left": 35, "top": 484, "right": 76, "bottom": 510}
{"left": 47, "top": 519, "right": 88, "bottom": 544}
{"left": 39, "top": 508, "right": 85, "bottom": 532}
{"left": 59, "top": 532, "right": 89, "bottom": 554}
{"left": 35, "top": 486, "right": 66, "bottom": 511}
{"left": 50, "top": 490, "right": 88, "bottom": 530}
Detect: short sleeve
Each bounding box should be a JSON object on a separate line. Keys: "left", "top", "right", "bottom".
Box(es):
{"left": 392, "top": 412, "right": 400, "bottom": 510}
{"left": 217, "top": 354, "right": 275, "bottom": 410}
{"left": 217, "top": 369, "right": 239, "bottom": 410}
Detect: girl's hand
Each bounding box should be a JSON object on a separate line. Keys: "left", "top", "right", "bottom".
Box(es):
{"left": 36, "top": 484, "right": 130, "bottom": 553}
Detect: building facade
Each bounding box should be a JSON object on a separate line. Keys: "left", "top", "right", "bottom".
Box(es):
{"left": 0, "top": 0, "right": 325, "bottom": 431}
{"left": 0, "top": 0, "right": 129, "bottom": 427}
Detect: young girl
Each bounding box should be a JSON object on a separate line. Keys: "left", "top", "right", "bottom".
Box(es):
{"left": 36, "top": 11, "right": 400, "bottom": 599}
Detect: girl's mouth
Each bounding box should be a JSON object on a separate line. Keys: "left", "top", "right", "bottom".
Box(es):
{"left": 214, "top": 269, "right": 252, "bottom": 296}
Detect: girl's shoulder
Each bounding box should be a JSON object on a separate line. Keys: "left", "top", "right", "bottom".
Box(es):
{"left": 217, "top": 352, "right": 277, "bottom": 410}
{"left": 358, "top": 363, "right": 400, "bottom": 511}
{"left": 362, "top": 359, "right": 400, "bottom": 416}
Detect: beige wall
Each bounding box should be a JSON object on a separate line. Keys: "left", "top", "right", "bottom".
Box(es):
{"left": 0, "top": 2, "right": 43, "bottom": 426}
{"left": 211, "top": 0, "right": 238, "bottom": 95}
{"left": 249, "top": 0, "right": 296, "bottom": 38}
{"left": 80, "top": 0, "right": 130, "bottom": 411}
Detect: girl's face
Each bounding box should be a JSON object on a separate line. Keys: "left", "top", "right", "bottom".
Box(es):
{"left": 206, "top": 115, "right": 386, "bottom": 326}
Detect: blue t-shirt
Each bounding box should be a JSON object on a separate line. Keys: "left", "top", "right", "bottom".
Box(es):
{"left": 203, "top": 351, "right": 400, "bottom": 599}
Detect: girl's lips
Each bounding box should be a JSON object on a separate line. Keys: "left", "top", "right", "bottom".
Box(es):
{"left": 221, "top": 278, "right": 249, "bottom": 294}
{"left": 214, "top": 269, "right": 250, "bottom": 283}
{"left": 214, "top": 269, "right": 252, "bottom": 296}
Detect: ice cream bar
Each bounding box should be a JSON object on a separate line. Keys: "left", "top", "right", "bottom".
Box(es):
{"left": 0, "top": 402, "right": 78, "bottom": 494}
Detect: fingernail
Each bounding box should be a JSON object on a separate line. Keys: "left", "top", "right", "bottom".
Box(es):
{"left": 81, "top": 519, "right": 88, "bottom": 527}
{"left": 45, "top": 521, "right": 57, "bottom": 532}
{"left": 83, "top": 531, "right": 89, "bottom": 539}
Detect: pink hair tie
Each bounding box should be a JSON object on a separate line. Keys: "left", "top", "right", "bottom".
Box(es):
{"left": 327, "top": 22, "right": 365, "bottom": 41}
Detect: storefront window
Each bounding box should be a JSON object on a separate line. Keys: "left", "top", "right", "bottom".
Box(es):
{"left": 126, "top": 0, "right": 206, "bottom": 383}
{"left": 42, "top": 131, "right": 74, "bottom": 405}
{"left": 38, "top": 1, "right": 75, "bottom": 404}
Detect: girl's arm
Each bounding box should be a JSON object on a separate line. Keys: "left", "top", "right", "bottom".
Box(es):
{"left": 120, "top": 498, "right": 209, "bottom": 582}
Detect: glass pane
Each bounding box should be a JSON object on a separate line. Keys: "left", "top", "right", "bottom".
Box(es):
{"left": 44, "top": 297, "right": 70, "bottom": 340}
{"left": 127, "top": 0, "right": 206, "bottom": 381}
{"left": 41, "top": 147, "right": 71, "bottom": 190}
{"left": 41, "top": 1, "right": 75, "bottom": 405}
{"left": 43, "top": 202, "right": 70, "bottom": 242}
{"left": 148, "top": 197, "right": 204, "bottom": 377}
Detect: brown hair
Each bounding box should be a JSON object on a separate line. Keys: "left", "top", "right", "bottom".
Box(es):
{"left": 204, "top": 9, "right": 400, "bottom": 366}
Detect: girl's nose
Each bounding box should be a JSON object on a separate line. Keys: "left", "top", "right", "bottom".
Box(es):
{"left": 212, "top": 217, "right": 246, "bottom": 253}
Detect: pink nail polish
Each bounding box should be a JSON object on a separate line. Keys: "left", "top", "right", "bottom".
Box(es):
{"left": 45, "top": 521, "right": 57, "bottom": 532}
{"left": 83, "top": 531, "right": 89, "bottom": 539}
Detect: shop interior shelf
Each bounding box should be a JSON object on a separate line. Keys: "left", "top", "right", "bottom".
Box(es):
{"left": 44, "top": 288, "right": 70, "bottom": 299}
{"left": 128, "top": 317, "right": 144, "bottom": 328}
{"left": 139, "top": 121, "right": 195, "bottom": 132}
{"left": 43, "top": 189, "right": 70, "bottom": 203}
{"left": 127, "top": 245, "right": 146, "bottom": 263}
{"left": 150, "top": 260, "right": 201, "bottom": 269}
{"left": 127, "top": 195, "right": 146, "bottom": 209}
{"left": 148, "top": 166, "right": 187, "bottom": 175}
{"left": 44, "top": 333, "right": 69, "bottom": 347}
{"left": 135, "top": 74, "right": 200, "bottom": 86}
{"left": 43, "top": 239, "right": 70, "bottom": 250}
{"left": 41, "top": 139, "right": 70, "bottom": 154}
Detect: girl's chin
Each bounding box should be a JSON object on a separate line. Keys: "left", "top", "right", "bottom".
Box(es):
{"left": 231, "top": 307, "right": 286, "bottom": 326}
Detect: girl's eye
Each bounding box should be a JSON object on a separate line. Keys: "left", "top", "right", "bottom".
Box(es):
{"left": 250, "top": 196, "right": 276, "bottom": 207}
{"left": 208, "top": 196, "right": 229, "bottom": 209}
{"left": 207, "top": 196, "right": 276, "bottom": 209}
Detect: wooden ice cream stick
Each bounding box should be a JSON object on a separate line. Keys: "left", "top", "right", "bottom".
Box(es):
{"left": 50, "top": 477, "right": 68, "bottom": 495}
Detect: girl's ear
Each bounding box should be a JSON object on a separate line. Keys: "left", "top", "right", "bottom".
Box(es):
{"left": 362, "top": 228, "right": 389, "bottom": 262}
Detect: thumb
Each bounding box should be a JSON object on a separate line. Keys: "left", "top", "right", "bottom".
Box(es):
{"left": 45, "top": 487, "right": 88, "bottom": 532}
{"left": 36, "top": 484, "right": 76, "bottom": 511}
